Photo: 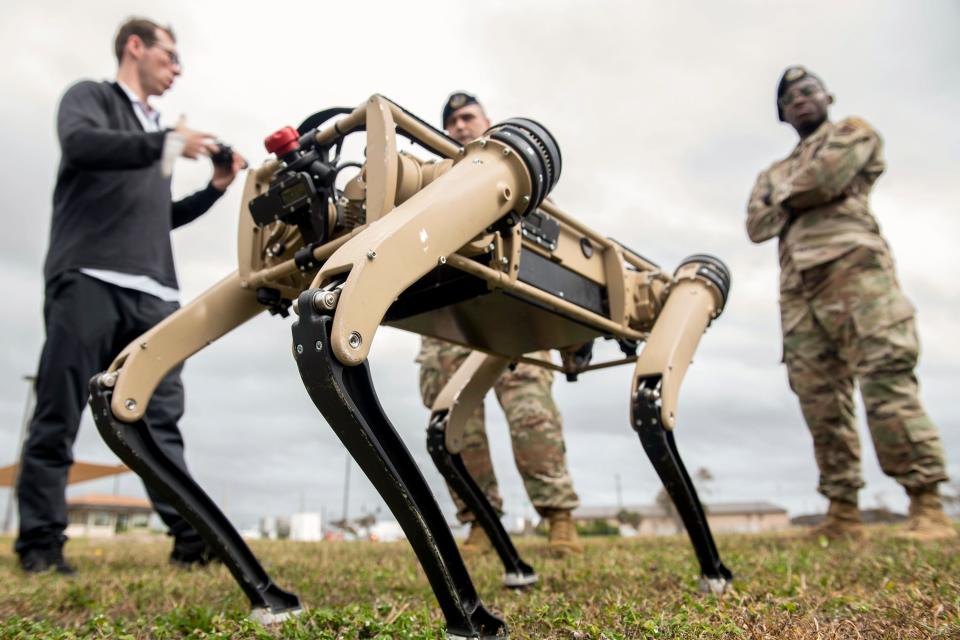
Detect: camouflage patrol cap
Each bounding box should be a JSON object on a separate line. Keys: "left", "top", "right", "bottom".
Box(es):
{"left": 442, "top": 91, "right": 480, "bottom": 128}
{"left": 777, "top": 66, "right": 826, "bottom": 121}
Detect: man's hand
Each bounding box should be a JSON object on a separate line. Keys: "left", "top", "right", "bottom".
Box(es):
{"left": 174, "top": 118, "right": 217, "bottom": 160}
{"left": 211, "top": 146, "right": 248, "bottom": 192}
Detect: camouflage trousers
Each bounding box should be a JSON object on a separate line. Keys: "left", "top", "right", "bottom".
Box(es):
{"left": 417, "top": 337, "right": 580, "bottom": 523}
{"left": 780, "top": 246, "right": 948, "bottom": 504}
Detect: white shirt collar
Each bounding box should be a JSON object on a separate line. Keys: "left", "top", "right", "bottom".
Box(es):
{"left": 117, "top": 80, "right": 146, "bottom": 106}
{"left": 116, "top": 80, "right": 161, "bottom": 129}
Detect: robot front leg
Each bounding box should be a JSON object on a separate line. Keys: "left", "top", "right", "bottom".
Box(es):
{"left": 90, "top": 380, "right": 302, "bottom": 620}
{"left": 292, "top": 292, "right": 506, "bottom": 639}
{"left": 427, "top": 351, "right": 538, "bottom": 589}
{"left": 89, "top": 273, "right": 302, "bottom": 621}
{"left": 630, "top": 255, "right": 733, "bottom": 594}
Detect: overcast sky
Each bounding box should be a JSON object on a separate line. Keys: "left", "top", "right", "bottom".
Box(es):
{"left": 1, "top": 1, "right": 958, "bottom": 534}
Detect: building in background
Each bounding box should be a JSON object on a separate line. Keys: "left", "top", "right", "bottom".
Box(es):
{"left": 65, "top": 494, "right": 153, "bottom": 539}
{"left": 1, "top": 460, "right": 130, "bottom": 534}
{"left": 573, "top": 501, "right": 790, "bottom": 536}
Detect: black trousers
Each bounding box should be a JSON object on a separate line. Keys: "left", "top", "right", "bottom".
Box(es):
{"left": 15, "top": 271, "right": 199, "bottom": 554}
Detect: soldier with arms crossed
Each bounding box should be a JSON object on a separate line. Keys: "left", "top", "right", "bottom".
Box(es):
{"left": 746, "top": 66, "right": 954, "bottom": 541}
{"left": 416, "top": 92, "right": 582, "bottom": 554}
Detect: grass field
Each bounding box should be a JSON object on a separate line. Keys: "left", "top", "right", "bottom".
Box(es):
{"left": 1, "top": 528, "right": 958, "bottom": 639}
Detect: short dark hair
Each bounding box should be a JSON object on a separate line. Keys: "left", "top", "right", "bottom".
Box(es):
{"left": 114, "top": 17, "right": 175, "bottom": 63}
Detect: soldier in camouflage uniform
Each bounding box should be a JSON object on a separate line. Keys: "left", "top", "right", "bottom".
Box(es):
{"left": 746, "top": 66, "right": 954, "bottom": 541}
{"left": 416, "top": 92, "right": 581, "bottom": 554}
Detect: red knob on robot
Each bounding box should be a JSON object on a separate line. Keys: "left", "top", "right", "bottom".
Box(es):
{"left": 264, "top": 126, "right": 300, "bottom": 157}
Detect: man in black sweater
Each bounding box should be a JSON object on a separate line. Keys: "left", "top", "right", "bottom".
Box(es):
{"left": 16, "top": 17, "right": 247, "bottom": 574}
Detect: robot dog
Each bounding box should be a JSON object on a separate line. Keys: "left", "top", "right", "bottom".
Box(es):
{"left": 90, "top": 96, "right": 732, "bottom": 639}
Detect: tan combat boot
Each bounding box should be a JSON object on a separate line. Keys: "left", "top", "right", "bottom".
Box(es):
{"left": 546, "top": 509, "right": 584, "bottom": 555}
{"left": 461, "top": 523, "right": 493, "bottom": 554}
{"left": 895, "top": 487, "right": 958, "bottom": 542}
{"left": 809, "top": 500, "right": 865, "bottom": 541}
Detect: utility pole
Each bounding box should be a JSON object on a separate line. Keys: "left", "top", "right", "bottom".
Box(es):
{"left": 615, "top": 473, "right": 623, "bottom": 511}
{"left": 3, "top": 375, "right": 36, "bottom": 534}
{"left": 341, "top": 452, "right": 351, "bottom": 524}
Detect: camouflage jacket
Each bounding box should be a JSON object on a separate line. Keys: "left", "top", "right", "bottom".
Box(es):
{"left": 746, "top": 117, "right": 889, "bottom": 275}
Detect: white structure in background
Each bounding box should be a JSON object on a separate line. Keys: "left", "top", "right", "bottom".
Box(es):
{"left": 260, "top": 515, "right": 278, "bottom": 539}
{"left": 290, "top": 512, "right": 323, "bottom": 541}
{"left": 260, "top": 515, "right": 292, "bottom": 539}
{"left": 239, "top": 526, "right": 262, "bottom": 540}
{"left": 367, "top": 520, "right": 405, "bottom": 542}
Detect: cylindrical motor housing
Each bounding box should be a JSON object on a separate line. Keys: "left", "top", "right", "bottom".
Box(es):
{"left": 485, "top": 118, "right": 562, "bottom": 214}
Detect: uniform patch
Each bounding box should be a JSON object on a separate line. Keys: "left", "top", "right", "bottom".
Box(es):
{"left": 836, "top": 117, "right": 868, "bottom": 136}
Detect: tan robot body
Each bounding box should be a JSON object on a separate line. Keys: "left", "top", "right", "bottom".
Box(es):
{"left": 89, "top": 95, "right": 732, "bottom": 638}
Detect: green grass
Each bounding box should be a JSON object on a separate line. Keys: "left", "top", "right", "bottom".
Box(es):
{"left": 1, "top": 528, "right": 958, "bottom": 639}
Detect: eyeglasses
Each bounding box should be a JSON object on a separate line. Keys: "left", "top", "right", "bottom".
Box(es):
{"left": 151, "top": 44, "right": 181, "bottom": 69}
{"left": 779, "top": 84, "right": 820, "bottom": 108}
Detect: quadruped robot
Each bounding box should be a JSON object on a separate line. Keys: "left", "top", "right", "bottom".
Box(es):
{"left": 89, "top": 96, "right": 732, "bottom": 639}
